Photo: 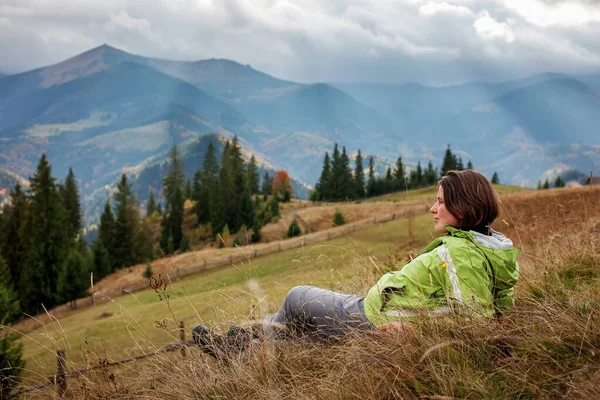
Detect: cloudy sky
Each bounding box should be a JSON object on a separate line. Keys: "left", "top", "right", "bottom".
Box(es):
{"left": 1, "top": 0, "right": 599, "bottom": 85}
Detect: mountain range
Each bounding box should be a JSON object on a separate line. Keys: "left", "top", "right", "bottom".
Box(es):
{"left": 1, "top": 44, "right": 599, "bottom": 224}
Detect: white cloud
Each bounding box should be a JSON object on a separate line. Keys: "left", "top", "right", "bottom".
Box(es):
{"left": 104, "top": 11, "right": 151, "bottom": 34}
{"left": 501, "top": 0, "right": 600, "bottom": 27}
{"left": 418, "top": 1, "right": 473, "bottom": 16}
{"left": 474, "top": 10, "right": 515, "bottom": 42}
{"left": 0, "top": 0, "right": 599, "bottom": 84}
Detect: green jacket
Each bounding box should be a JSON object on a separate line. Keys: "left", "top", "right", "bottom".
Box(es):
{"left": 364, "top": 226, "right": 520, "bottom": 326}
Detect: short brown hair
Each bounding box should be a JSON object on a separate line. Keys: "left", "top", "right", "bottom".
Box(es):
{"left": 438, "top": 170, "right": 499, "bottom": 232}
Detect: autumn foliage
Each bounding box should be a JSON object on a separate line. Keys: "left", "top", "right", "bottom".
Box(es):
{"left": 271, "top": 170, "right": 293, "bottom": 201}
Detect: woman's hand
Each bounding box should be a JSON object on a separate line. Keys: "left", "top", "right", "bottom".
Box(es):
{"left": 376, "top": 320, "right": 414, "bottom": 339}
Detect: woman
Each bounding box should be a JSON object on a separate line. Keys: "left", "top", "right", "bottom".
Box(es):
{"left": 193, "top": 170, "right": 520, "bottom": 357}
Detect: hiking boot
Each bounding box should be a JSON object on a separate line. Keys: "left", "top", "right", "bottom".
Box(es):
{"left": 191, "top": 324, "right": 227, "bottom": 359}
{"left": 192, "top": 324, "right": 253, "bottom": 360}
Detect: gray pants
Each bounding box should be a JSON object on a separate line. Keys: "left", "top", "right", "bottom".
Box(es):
{"left": 263, "top": 285, "right": 374, "bottom": 339}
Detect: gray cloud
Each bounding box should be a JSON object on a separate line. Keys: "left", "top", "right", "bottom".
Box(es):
{"left": 0, "top": 0, "right": 599, "bottom": 85}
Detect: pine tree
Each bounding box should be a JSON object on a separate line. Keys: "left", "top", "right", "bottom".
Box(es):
{"left": 440, "top": 145, "right": 457, "bottom": 177}
{"left": 184, "top": 178, "right": 193, "bottom": 200}
{"left": 340, "top": 147, "right": 354, "bottom": 199}
{"left": 247, "top": 155, "right": 260, "bottom": 195}
{"left": 210, "top": 178, "right": 226, "bottom": 238}
{"left": 261, "top": 171, "right": 272, "bottom": 195}
{"left": 0, "top": 183, "right": 29, "bottom": 297}
{"left": 228, "top": 136, "right": 247, "bottom": 231}
{"left": 0, "top": 263, "right": 24, "bottom": 398}
{"left": 193, "top": 141, "right": 219, "bottom": 225}
{"left": 0, "top": 256, "right": 21, "bottom": 324}
{"left": 385, "top": 166, "right": 393, "bottom": 193}
{"left": 237, "top": 180, "right": 255, "bottom": 229}
{"left": 554, "top": 175, "right": 565, "bottom": 188}
{"left": 317, "top": 152, "right": 332, "bottom": 200}
{"left": 354, "top": 150, "right": 365, "bottom": 198}
{"left": 491, "top": 172, "right": 500, "bottom": 184}
{"left": 394, "top": 156, "right": 406, "bottom": 190}
{"left": 367, "top": 156, "right": 375, "bottom": 197}
{"left": 91, "top": 238, "right": 111, "bottom": 282}
{"left": 537, "top": 181, "right": 542, "bottom": 190}
{"left": 62, "top": 168, "right": 82, "bottom": 240}
{"left": 157, "top": 201, "right": 163, "bottom": 215}
{"left": 543, "top": 179, "right": 550, "bottom": 189}
{"left": 457, "top": 157, "right": 464, "bottom": 171}
{"left": 467, "top": 160, "right": 474, "bottom": 170}
{"left": 113, "top": 174, "right": 138, "bottom": 269}
{"left": 425, "top": 161, "right": 437, "bottom": 185}
{"left": 98, "top": 199, "right": 116, "bottom": 271}
{"left": 330, "top": 144, "right": 342, "bottom": 200}
{"left": 146, "top": 190, "right": 157, "bottom": 218}
{"left": 21, "top": 154, "right": 69, "bottom": 313}
{"left": 160, "top": 146, "right": 186, "bottom": 254}
{"left": 57, "top": 250, "right": 88, "bottom": 308}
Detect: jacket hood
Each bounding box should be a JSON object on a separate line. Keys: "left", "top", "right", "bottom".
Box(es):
{"left": 447, "top": 226, "right": 520, "bottom": 291}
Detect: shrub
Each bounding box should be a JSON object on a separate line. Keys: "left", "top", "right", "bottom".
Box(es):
{"left": 142, "top": 263, "right": 153, "bottom": 279}
{"left": 287, "top": 219, "right": 302, "bottom": 238}
{"left": 251, "top": 218, "right": 262, "bottom": 243}
{"left": 333, "top": 211, "right": 345, "bottom": 227}
{"left": 179, "top": 234, "right": 191, "bottom": 253}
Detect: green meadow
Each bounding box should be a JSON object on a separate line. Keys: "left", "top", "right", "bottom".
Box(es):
{"left": 19, "top": 211, "right": 436, "bottom": 383}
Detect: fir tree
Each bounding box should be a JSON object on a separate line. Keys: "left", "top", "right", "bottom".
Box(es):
{"left": 394, "top": 156, "right": 406, "bottom": 190}
{"left": 440, "top": 145, "right": 457, "bottom": 177}
{"left": 554, "top": 175, "right": 565, "bottom": 188}
{"left": 193, "top": 141, "right": 219, "bottom": 225}
{"left": 156, "top": 201, "right": 163, "bottom": 215}
{"left": 247, "top": 155, "right": 260, "bottom": 195}
{"left": 57, "top": 250, "right": 88, "bottom": 308}
{"left": 113, "top": 174, "right": 138, "bottom": 269}
{"left": 237, "top": 180, "right": 255, "bottom": 230}
{"left": 425, "top": 161, "right": 438, "bottom": 185}
{"left": 210, "top": 178, "right": 226, "bottom": 238}
{"left": 91, "top": 238, "right": 111, "bottom": 282}
{"left": 330, "top": 144, "right": 342, "bottom": 200}
{"left": 160, "top": 146, "right": 186, "bottom": 254}
{"left": 457, "top": 157, "right": 464, "bottom": 171}
{"left": 261, "top": 171, "right": 272, "bottom": 195}
{"left": 467, "top": 160, "right": 474, "bottom": 170}
{"left": 98, "top": 199, "right": 116, "bottom": 271}
{"left": 21, "top": 154, "right": 69, "bottom": 313}
{"left": 0, "top": 256, "right": 21, "bottom": 324}
{"left": 62, "top": 168, "right": 82, "bottom": 240}
{"left": 543, "top": 179, "right": 550, "bottom": 189}
{"left": 146, "top": 190, "right": 157, "bottom": 218}
{"left": 354, "top": 150, "right": 365, "bottom": 198}
{"left": 317, "top": 152, "right": 332, "bottom": 200}
{"left": 0, "top": 183, "right": 29, "bottom": 296}
{"left": 0, "top": 270, "right": 24, "bottom": 398}
{"left": 184, "top": 178, "right": 193, "bottom": 200}
{"left": 491, "top": 172, "right": 500, "bottom": 184}
{"left": 340, "top": 147, "right": 354, "bottom": 199}
{"left": 537, "top": 181, "right": 542, "bottom": 190}
{"left": 367, "top": 156, "right": 376, "bottom": 197}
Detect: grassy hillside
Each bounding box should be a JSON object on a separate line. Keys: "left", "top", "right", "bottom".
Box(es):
{"left": 13, "top": 186, "right": 600, "bottom": 398}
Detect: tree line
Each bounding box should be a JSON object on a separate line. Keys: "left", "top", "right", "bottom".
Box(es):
{"left": 311, "top": 144, "right": 490, "bottom": 201}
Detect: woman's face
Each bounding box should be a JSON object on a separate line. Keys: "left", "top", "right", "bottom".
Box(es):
{"left": 430, "top": 186, "right": 460, "bottom": 233}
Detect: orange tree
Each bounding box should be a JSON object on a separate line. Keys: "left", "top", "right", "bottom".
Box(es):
{"left": 272, "top": 170, "right": 293, "bottom": 202}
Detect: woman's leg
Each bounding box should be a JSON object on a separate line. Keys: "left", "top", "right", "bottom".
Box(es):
{"left": 263, "top": 285, "right": 374, "bottom": 339}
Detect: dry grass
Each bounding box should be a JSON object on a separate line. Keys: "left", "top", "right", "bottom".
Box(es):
{"left": 18, "top": 186, "right": 600, "bottom": 399}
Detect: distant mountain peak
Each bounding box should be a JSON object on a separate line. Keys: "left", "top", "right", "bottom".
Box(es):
{"left": 39, "top": 44, "right": 136, "bottom": 89}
